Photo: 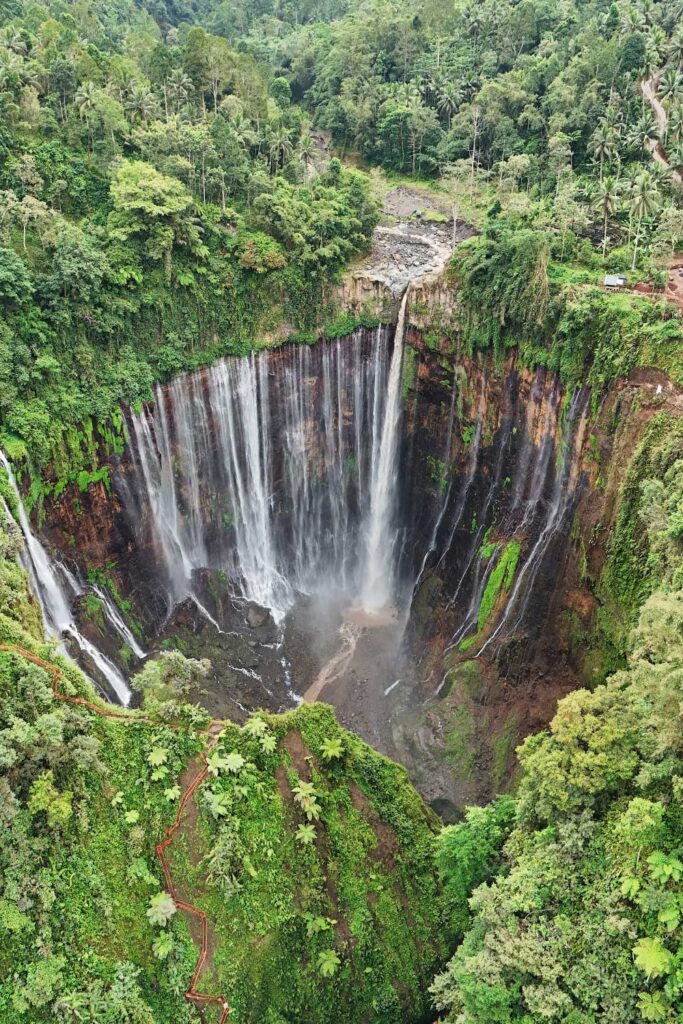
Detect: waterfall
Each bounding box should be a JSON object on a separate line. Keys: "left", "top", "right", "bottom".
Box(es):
{"left": 91, "top": 585, "right": 146, "bottom": 661}
{"left": 358, "top": 289, "right": 408, "bottom": 612}
{"left": 0, "top": 452, "right": 132, "bottom": 705}
{"left": 121, "top": 326, "right": 403, "bottom": 622}
{"left": 475, "top": 386, "right": 590, "bottom": 656}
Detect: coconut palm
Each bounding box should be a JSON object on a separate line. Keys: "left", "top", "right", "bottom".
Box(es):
{"left": 268, "top": 128, "right": 293, "bottom": 172}
{"left": 298, "top": 134, "right": 316, "bottom": 174}
{"left": 658, "top": 68, "right": 683, "bottom": 109}
{"left": 386, "top": 81, "right": 422, "bottom": 106}
{"left": 166, "top": 69, "right": 193, "bottom": 115}
{"left": 639, "top": 46, "right": 659, "bottom": 84}
{"left": 0, "top": 27, "right": 27, "bottom": 55}
{"left": 74, "top": 81, "right": 97, "bottom": 117}
{"left": 435, "top": 81, "right": 462, "bottom": 129}
{"left": 231, "top": 113, "right": 258, "bottom": 151}
{"left": 669, "top": 29, "right": 683, "bottom": 70}
{"left": 126, "top": 84, "right": 158, "bottom": 123}
{"left": 74, "top": 81, "right": 98, "bottom": 149}
{"left": 669, "top": 142, "right": 683, "bottom": 176}
{"left": 599, "top": 106, "right": 623, "bottom": 131}
{"left": 620, "top": 4, "right": 646, "bottom": 36}
{"left": 593, "top": 176, "right": 620, "bottom": 259}
{"left": 669, "top": 103, "right": 683, "bottom": 145}
{"left": 629, "top": 170, "right": 660, "bottom": 269}
{"left": 626, "top": 114, "right": 658, "bottom": 154}
{"left": 591, "top": 123, "right": 618, "bottom": 180}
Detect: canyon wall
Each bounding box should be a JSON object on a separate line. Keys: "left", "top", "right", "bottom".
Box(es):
{"left": 29, "top": 271, "right": 683, "bottom": 811}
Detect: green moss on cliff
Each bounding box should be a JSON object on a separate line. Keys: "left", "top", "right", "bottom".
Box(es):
{"left": 595, "top": 414, "right": 683, "bottom": 674}
{"left": 477, "top": 541, "right": 521, "bottom": 632}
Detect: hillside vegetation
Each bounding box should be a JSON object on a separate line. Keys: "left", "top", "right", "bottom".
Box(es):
{"left": 0, "top": 0, "right": 683, "bottom": 1022}
{"left": 0, "top": 504, "right": 457, "bottom": 1023}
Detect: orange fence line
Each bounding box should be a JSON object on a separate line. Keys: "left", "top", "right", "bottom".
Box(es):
{"left": 0, "top": 644, "right": 231, "bottom": 1024}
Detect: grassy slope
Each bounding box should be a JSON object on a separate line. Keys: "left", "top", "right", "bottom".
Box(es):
{"left": 0, "top": 514, "right": 451, "bottom": 1023}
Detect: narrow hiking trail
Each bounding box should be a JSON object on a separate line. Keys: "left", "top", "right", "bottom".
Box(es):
{"left": 639, "top": 75, "right": 683, "bottom": 312}
{"left": 641, "top": 74, "right": 683, "bottom": 189}
{"left": 0, "top": 644, "right": 231, "bottom": 1024}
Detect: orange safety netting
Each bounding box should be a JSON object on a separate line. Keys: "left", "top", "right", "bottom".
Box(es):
{"left": 0, "top": 644, "right": 231, "bottom": 1023}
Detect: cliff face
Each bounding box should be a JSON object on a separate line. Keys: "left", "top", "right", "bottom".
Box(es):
{"left": 35, "top": 263, "right": 683, "bottom": 813}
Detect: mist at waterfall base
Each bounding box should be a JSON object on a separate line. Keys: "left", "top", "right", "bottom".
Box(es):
{"left": 115, "top": 311, "right": 412, "bottom": 715}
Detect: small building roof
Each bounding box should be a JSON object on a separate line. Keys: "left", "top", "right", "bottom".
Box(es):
{"left": 604, "top": 274, "right": 627, "bottom": 286}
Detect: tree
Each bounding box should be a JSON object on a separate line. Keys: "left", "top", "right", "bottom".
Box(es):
{"left": 28, "top": 770, "right": 73, "bottom": 829}
{"left": 593, "top": 175, "right": 621, "bottom": 258}
{"left": 591, "top": 123, "right": 618, "bottom": 180}
{"left": 629, "top": 169, "right": 660, "bottom": 268}
{"left": 107, "top": 160, "right": 203, "bottom": 277}
{"left": 166, "top": 69, "right": 193, "bottom": 115}
{"left": 298, "top": 134, "right": 316, "bottom": 176}
{"left": 658, "top": 67, "right": 683, "bottom": 108}
{"left": 146, "top": 891, "right": 177, "bottom": 927}
{"left": 436, "top": 81, "right": 462, "bottom": 128}
{"left": 269, "top": 127, "right": 294, "bottom": 172}
{"left": 132, "top": 650, "right": 209, "bottom": 705}
{"left": 126, "top": 83, "right": 158, "bottom": 123}
{"left": 44, "top": 223, "right": 109, "bottom": 303}
{"left": 74, "top": 82, "right": 98, "bottom": 149}
{"left": 627, "top": 115, "right": 657, "bottom": 155}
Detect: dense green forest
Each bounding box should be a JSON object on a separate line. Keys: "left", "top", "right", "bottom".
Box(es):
{"left": 0, "top": 0, "right": 379, "bottom": 470}
{"left": 0, "top": 0, "right": 682, "bottom": 475}
{"left": 0, "top": 0, "right": 683, "bottom": 1021}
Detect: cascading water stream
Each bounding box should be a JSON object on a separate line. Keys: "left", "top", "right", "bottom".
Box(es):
{"left": 475, "top": 386, "right": 590, "bottom": 657}
{"left": 121, "top": 324, "right": 406, "bottom": 625}
{"left": 358, "top": 288, "right": 409, "bottom": 612}
{"left": 0, "top": 452, "right": 132, "bottom": 705}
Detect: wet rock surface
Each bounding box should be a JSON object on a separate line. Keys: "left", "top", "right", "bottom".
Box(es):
{"left": 349, "top": 185, "right": 473, "bottom": 297}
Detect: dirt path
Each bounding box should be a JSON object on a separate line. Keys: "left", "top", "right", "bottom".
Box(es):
{"left": 664, "top": 256, "right": 683, "bottom": 312}
{"left": 638, "top": 75, "right": 683, "bottom": 311}
{"left": 0, "top": 644, "right": 231, "bottom": 1024}
{"left": 641, "top": 75, "right": 683, "bottom": 189}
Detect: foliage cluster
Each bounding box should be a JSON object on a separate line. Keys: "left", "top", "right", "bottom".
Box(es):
{"left": 432, "top": 587, "right": 683, "bottom": 1023}
{"left": 0, "top": 2, "right": 378, "bottom": 469}
{"left": 174, "top": 701, "right": 456, "bottom": 1023}
{"left": 0, "top": 499, "right": 455, "bottom": 1023}
{"left": 448, "top": 218, "right": 683, "bottom": 395}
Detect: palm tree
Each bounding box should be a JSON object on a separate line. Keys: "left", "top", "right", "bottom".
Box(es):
{"left": 298, "top": 134, "right": 316, "bottom": 175}
{"left": 591, "top": 123, "right": 618, "bottom": 180}
{"left": 658, "top": 67, "right": 683, "bottom": 110}
{"left": 599, "top": 105, "right": 622, "bottom": 131}
{"left": 626, "top": 114, "right": 657, "bottom": 155}
{"left": 435, "top": 81, "right": 462, "bottom": 129}
{"left": 166, "top": 69, "right": 192, "bottom": 115}
{"left": 669, "top": 29, "right": 683, "bottom": 70}
{"left": 126, "top": 84, "right": 158, "bottom": 123}
{"left": 0, "top": 28, "right": 27, "bottom": 55}
{"left": 668, "top": 103, "right": 683, "bottom": 145}
{"left": 74, "top": 81, "right": 98, "bottom": 149}
{"left": 669, "top": 142, "right": 683, "bottom": 176}
{"left": 593, "top": 176, "right": 620, "bottom": 259}
{"left": 621, "top": 5, "right": 646, "bottom": 37}
{"left": 231, "top": 113, "right": 257, "bottom": 151}
{"left": 268, "top": 128, "right": 293, "bottom": 172}
{"left": 387, "top": 81, "right": 422, "bottom": 106}
{"left": 639, "top": 46, "right": 659, "bottom": 85}
{"left": 629, "top": 170, "right": 660, "bottom": 269}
